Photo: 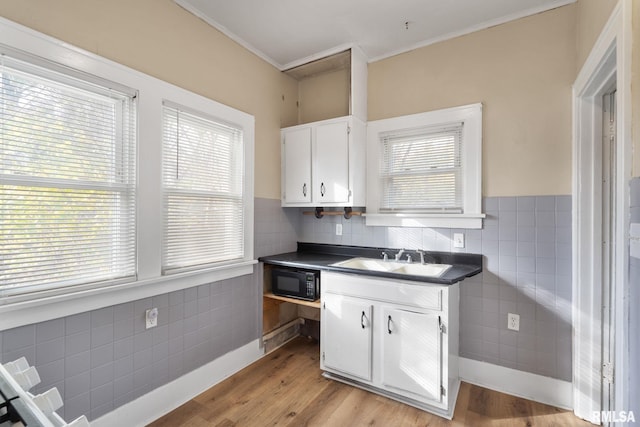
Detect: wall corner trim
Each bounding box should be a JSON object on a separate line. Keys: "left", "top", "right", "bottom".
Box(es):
{"left": 459, "top": 357, "right": 573, "bottom": 410}
{"left": 91, "top": 339, "right": 263, "bottom": 427}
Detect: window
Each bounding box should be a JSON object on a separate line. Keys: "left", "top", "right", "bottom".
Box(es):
{"left": 380, "top": 124, "right": 463, "bottom": 212}
{"left": 0, "top": 53, "right": 137, "bottom": 296}
{"left": 162, "top": 104, "right": 245, "bottom": 273}
{"left": 1, "top": 22, "right": 255, "bottom": 327}
{"left": 367, "top": 103, "right": 484, "bottom": 228}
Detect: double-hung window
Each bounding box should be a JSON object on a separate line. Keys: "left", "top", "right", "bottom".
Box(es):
{"left": 162, "top": 104, "right": 245, "bottom": 273}
{"left": 0, "top": 52, "right": 137, "bottom": 297}
{"left": 367, "top": 103, "right": 484, "bottom": 228}
{"left": 380, "top": 124, "right": 463, "bottom": 212}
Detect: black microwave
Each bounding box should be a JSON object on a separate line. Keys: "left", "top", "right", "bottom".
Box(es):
{"left": 271, "top": 267, "right": 320, "bottom": 301}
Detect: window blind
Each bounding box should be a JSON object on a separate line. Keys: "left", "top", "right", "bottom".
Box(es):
{"left": 162, "top": 105, "right": 244, "bottom": 273}
{"left": 0, "top": 55, "right": 137, "bottom": 295}
{"left": 380, "top": 124, "right": 463, "bottom": 212}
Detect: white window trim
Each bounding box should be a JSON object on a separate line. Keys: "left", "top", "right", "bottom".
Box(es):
{"left": 0, "top": 17, "right": 255, "bottom": 330}
{"left": 366, "top": 103, "right": 484, "bottom": 229}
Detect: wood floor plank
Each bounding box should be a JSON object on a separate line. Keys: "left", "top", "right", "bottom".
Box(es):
{"left": 148, "top": 338, "right": 593, "bottom": 427}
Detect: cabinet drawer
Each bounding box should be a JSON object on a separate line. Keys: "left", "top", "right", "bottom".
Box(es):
{"left": 322, "top": 271, "right": 442, "bottom": 311}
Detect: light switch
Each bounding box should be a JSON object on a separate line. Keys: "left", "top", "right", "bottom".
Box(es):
{"left": 453, "top": 233, "right": 465, "bottom": 248}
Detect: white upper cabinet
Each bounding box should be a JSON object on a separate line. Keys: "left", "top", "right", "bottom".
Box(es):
{"left": 282, "top": 127, "right": 312, "bottom": 204}
{"left": 314, "top": 121, "right": 349, "bottom": 204}
{"left": 281, "top": 116, "right": 365, "bottom": 207}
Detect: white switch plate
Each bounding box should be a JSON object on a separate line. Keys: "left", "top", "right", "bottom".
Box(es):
{"left": 453, "top": 233, "right": 465, "bottom": 248}
{"left": 630, "top": 223, "right": 640, "bottom": 259}
{"left": 507, "top": 313, "right": 520, "bottom": 331}
{"left": 336, "top": 224, "right": 343, "bottom": 236}
{"left": 145, "top": 307, "right": 158, "bottom": 329}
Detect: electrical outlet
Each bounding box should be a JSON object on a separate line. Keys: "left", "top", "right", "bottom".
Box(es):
{"left": 507, "top": 313, "right": 520, "bottom": 331}
{"left": 336, "top": 224, "right": 343, "bottom": 236}
{"left": 146, "top": 307, "right": 158, "bottom": 329}
{"left": 453, "top": 233, "right": 465, "bottom": 248}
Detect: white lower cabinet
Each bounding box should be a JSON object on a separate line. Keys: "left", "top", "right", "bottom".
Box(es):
{"left": 381, "top": 307, "right": 442, "bottom": 403}
{"left": 322, "top": 293, "right": 372, "bottom": 381}
{"left": 320, "top": 271, "right": 460, "bottom": 420}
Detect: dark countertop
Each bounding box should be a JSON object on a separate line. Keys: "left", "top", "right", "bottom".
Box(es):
{"left": 259, "top": 243, "right": 482, "bottom": 285}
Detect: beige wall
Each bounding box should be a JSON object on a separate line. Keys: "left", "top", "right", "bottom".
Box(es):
{"left": 1, "top": 1, "right": 635, "bottom": 191}
{"left": 369, "top": 5, "right": 576, "bottom": 197}
{"left": 0, "top": 0, "right": 289, "bottom": 199}
{"left": 575, "top": 0, "right": 619, "bottom": 72}
{"left": 298, "top": 68, "right": 350, "bottom": 124}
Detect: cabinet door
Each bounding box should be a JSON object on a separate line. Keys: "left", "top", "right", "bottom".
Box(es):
{"left": 381, "top": 307, "right": 442, "bottom": 403}
{"left": 321, "top": 293, "right": 372, "bottom": 381}
{"left": 314, "top": 121, "right": 349, "bottom": 203}
{"left": 282, "top": 127, "right": 312, "bottom": 204}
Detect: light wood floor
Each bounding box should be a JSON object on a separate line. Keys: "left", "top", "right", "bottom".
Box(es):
{"left": 148, "top": 337, "right": 592, "bottom": 427}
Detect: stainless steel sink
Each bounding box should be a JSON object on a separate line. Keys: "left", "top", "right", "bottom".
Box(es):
{"left": 330, "top": 257, "right": 452, "bottom": 278}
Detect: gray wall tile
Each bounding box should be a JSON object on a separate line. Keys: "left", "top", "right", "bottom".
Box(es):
{"left": 294, "top": 195, "right": 573, "bottom": 382}
{"left": 0, "top": 265, "right": 265, "bottom": 422}
{"left": 65, "top": 332, "right": 90, "bottom": 356}
{"left": 35, "top": 359, "right": 65, "bottom": 390}
{"left": 113, "top": 355, "right": 133, "bottom": 379}
{"left": 36, "top": 337, "right": 65, "bottom": 365}
{"left": 65, "top": 372, "right": 90, "bottom": 400}
{"left": 91, "top": 344, "right": 114, "bottom": 369}
{"left": 64, "top": 392, "right": 90, "bottom": 422}
{"left": 535, "top": 196, "right": 555, "bottom": 211}
{"left": 36, "top": 319, "right": 65, "bottom": 342}
{"left": 65, "top": 313, "right": 90, "bottom": 335}
{"left": 91, "top": 325, "right": 113, "bottom": 349}
{"left": 91, "top": 307, "right": 114, "bottom": 328}
{"left": 2, "top": 325, "right": 35, "bottom": 352}
{"left": 65, "top": 350, "right": 90, "bottom": 378}
{"left": 91, "top": 362, "right": 114, "bottom": 388}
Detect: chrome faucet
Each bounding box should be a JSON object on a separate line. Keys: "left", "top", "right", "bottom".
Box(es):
{"left": 382, "top": 251, "right": 389, "bottom": 261}
{"left": 394, "top": 249, "right": 405, "bottom": 261}
{"left": 416, "top": 249, "right": 426, "bottom": 264}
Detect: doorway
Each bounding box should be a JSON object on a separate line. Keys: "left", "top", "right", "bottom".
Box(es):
{"left": 572, "top": 1, "right": 632, "bottom": 423}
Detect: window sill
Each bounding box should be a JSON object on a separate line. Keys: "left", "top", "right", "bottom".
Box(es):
{"left": 364, "top": 213, "right": 485, "bottom": 229}
{"left": 0, "top": 260, "right": 257, "bottom": 331}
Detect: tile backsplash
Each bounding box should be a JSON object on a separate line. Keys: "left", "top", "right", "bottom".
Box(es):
{"left": 297, "top": 195, "right": 573, "bottom": 381}
{"left": 0, "top": 276, "right": 258, "bottom": 421}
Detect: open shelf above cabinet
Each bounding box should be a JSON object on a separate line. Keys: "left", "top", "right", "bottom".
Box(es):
{"left": 283, "top": 47, "right": 367, "bottom": 125}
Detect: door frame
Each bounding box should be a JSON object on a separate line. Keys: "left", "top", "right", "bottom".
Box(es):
{"left": 572, "top": 0, "right": 632, "bottom": 422}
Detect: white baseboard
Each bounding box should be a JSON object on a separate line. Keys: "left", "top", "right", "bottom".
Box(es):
{"left": 459, "top": 357, "right": 573, "bottom": 410}
{"left": 91, "top": 339, "right": 264, "bottom": 427}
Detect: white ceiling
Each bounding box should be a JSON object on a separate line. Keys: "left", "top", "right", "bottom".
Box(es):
{"left": 175, "top": 0, "right": 575, "bottom": 70}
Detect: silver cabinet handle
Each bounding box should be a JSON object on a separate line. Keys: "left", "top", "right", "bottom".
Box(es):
{"left": 302, "top": 183, "right": 307, "bottom": 197}
{"left": 361, "top": 311, "right": 366, "bottom": 329}
{"left": 320, "top": 182, "right": 326, "bottom": 197}
{"left": 387, "top": 315, "right": 392, "bottom": 334}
